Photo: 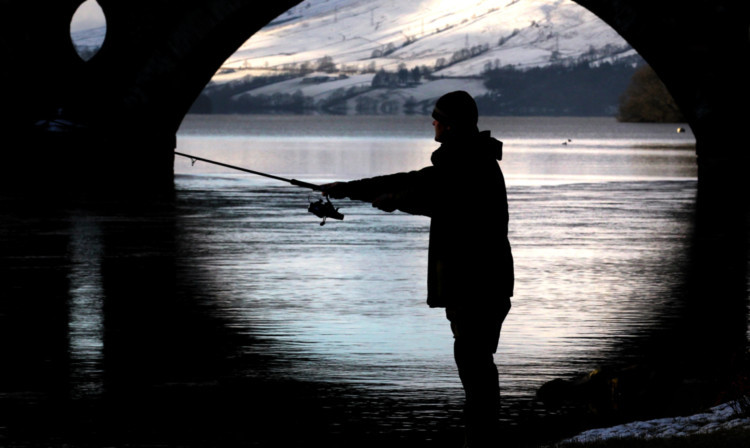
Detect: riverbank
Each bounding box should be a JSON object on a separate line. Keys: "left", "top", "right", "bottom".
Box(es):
{"left": 561, "top": 428, "right": 750, "bottom": 448}
{"left": 554, "top": 399, "right": 750, "bottom": 447}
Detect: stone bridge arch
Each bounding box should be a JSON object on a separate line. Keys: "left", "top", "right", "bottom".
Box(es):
{"left": 0, "top": 0, "right": 748, "bottom": 196}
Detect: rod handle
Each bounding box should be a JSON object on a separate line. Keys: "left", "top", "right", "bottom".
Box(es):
{"left": 290, "top": 179, "right": 321, "bottom": 191}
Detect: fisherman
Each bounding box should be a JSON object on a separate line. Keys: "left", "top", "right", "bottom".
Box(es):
{"left": 321, "top": 90, "right": 514, "bottom": 447}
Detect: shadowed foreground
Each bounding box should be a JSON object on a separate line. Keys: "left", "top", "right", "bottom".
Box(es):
{"left": 1, "top": 174, "right": 747, "bottom": 447}
{"left": 0, "top": 192, "right": 470, "bottom": 448}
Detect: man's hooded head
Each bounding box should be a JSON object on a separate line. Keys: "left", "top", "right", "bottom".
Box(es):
{"left": 431, "top": 90, "right": 479, "bottom": 133}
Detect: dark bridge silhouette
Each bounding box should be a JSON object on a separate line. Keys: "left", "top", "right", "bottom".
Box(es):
{"left": 0, "top": 0, "right": 748, "bottom": 196}
{"left": 0, "top": 2, "right": 748, "bottom": 447}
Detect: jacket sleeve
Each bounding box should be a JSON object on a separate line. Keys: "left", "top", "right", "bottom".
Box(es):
{"left": 342, "top": 166, "right": 444, "bottom": 217}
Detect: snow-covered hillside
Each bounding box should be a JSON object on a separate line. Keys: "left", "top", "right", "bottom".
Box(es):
{"left": 204, "top": 0, "right": 636, "bottom": 114}
{"left": 70, "top": 0, "right": 638, "bottom": 114}
{"left": 219, "top": 0, "right": 633, "bottom": 80}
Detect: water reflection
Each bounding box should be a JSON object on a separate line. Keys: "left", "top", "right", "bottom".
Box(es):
{"left": 175, "top": 115, "right": 697, "bottom": 183}
{"left": 67, "top": 212, "right": 105, "bottom": 399}
{"left": 0, "top": 193, "right": 466, "bottom": 447}
{"left": 0, "top": 116, "right": 746, "bottom": 447}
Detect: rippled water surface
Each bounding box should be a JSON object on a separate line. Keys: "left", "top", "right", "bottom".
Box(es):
{"left": 6, "top": 114, "right": 728, "bottom": 447}
{"left": 173, "top": 115, "right": 699, "bottom": 415}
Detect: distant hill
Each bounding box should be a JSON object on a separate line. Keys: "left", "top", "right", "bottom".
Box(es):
{"left": 196, "top": 0, "right": 642, "bottom": 116}
{"left": 220, "top": 0, "right": 635, "bottom": 77}
{"left": 70, "top": 0, "right": 642, "bottom": 116}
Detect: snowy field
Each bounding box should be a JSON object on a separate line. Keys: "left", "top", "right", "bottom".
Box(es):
{"left": 222, "top": 0, "right": 631, "bottom": 75}
{"left": 563, "top": 400, "right": 750, "bottom": 444}
{"left": 70, "top": 0, "right": 636, "bottom": 109}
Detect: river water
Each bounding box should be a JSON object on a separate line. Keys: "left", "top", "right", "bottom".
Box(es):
{"left": 172, "top": 115, "right": 701, "bottom": 422}
{"left": 7, "top": 114, "right": 743, "bottom": 447}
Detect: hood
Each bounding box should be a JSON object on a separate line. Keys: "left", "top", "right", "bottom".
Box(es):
{"left": 431, "top": 130, "right": 503, "bottom": 166}
{"left": 481, "top": 130, "right": 504, "bottom": 161}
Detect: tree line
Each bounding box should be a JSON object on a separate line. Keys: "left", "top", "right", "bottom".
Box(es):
{"left": 477, "top": 59, "right": 640, "bottom": 116}
{"left": 191, "top": 56, "right": 683, "bottom": 122}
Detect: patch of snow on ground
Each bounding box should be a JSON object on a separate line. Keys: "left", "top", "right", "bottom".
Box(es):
{"left": 563, "top": 401, "right": 750, "bottom": 444}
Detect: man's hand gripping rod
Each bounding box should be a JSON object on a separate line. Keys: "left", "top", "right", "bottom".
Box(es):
{"left": 175, "top": 151, "right": 344, "bottom": 225}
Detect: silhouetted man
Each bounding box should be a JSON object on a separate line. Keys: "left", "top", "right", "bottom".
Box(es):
{"left": 322, "top": 90, "right": 513, "bottom": 447}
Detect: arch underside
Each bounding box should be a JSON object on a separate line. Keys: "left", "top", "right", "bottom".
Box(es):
{"left": 0, "top": 0, "right": 747, "bottom": 190}
{"left": 0, "top": 3, "right": 746, "bottom": 442}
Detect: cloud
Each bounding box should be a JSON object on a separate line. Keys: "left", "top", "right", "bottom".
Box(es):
{"left": 70, "top": 0, "right": 107, "bottom": 33}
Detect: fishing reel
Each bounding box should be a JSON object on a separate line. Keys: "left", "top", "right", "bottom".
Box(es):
{"left": 308, "top": 195, "right": 344, "bottom": 226}
{"left": 174, "top": 152, "right": 346, "bottom": 226}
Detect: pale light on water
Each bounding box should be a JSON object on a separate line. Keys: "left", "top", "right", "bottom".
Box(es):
{"left": 176, "top": 115, "right": 697, "bottom": 183}
{"left": 172, "top": 114, "right": 699, "bottom": 418}
{"left": 2, "top": 114, "right": 721, "bottom": 445}
{"left": 67, "top": 213, "right": 105, "bottom": 398}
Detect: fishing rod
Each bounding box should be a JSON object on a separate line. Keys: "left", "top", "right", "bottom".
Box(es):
{"left": 175, "top": 151, "right": 344, "bottom": 225}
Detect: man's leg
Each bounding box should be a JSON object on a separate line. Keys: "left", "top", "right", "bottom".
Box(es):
{"left": 448, "top": 299, "right": 510, "bottom": 447}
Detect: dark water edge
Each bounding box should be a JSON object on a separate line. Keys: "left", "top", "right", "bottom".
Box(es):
{"left": 0, "top": 177, "right": 747, "bottom": 448}
{"left": 0, "top": 191, "right": 468, "bottom": 448}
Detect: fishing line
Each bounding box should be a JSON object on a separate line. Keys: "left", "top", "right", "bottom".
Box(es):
{"left": 175, "top": 151, "right": 344, "bottom": 225}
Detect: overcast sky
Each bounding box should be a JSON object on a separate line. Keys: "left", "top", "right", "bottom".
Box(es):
{"left": 70, "top": 0, "right": 107, "bottom": 33}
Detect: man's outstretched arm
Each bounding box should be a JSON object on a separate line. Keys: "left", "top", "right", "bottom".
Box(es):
{"left": 320, "top": 168, "right": 441, "bottom": 217}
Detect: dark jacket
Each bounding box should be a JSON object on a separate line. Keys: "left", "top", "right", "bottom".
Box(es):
{"left": 340, "top": 130, "right": 513, "bottom": 309}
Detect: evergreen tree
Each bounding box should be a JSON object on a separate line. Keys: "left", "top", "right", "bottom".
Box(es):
{"left": 617, "top": 65, "right": 685, "bottom": 122}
